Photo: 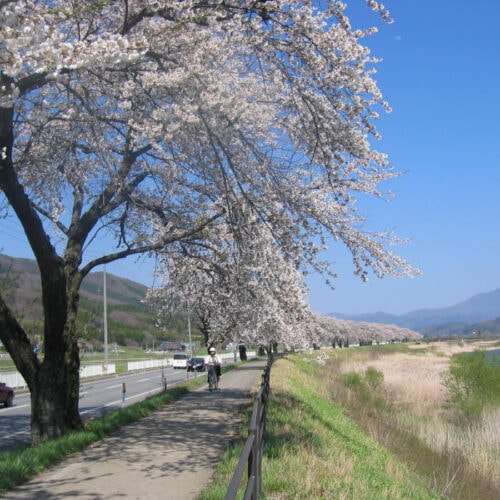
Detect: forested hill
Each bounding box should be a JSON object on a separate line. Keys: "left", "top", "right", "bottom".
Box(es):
{"left": 0, "top": 254, "right": 166, "bottom": 347}
{"left": 0, "top": 253, "right": 147, "bottom": 313}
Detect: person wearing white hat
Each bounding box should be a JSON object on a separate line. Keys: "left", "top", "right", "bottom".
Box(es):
{"left": 205, "top": 347, "right": 222, "bottom": 387}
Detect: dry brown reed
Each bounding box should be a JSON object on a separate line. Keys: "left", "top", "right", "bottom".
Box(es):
{"left": 331, "top": 340, "right": 500, "bottom": 498}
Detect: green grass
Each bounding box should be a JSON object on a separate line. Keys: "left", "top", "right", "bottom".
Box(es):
{"left": 199, "top": 354, "right": 439, "bottom": 499}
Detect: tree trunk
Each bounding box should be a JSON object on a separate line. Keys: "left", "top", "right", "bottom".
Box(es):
{"left": 22, "top": 270, "right": 83, "bottom": 444}
{"left": 239, "top": 344, "right": 247, "bottom": 361}
{"left": 30, "top": 341, "right": 82, "bottom": 445}
{"left": 0, "top": 279, "right": 82, "bottom": 444}
{"left": 1, "top": 97, "right": 83, "bottom": 444}
{"left": 29, "top": 264, "right": 83, "bottom": 444}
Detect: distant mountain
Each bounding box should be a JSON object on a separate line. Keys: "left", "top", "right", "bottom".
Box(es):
{"left": 0, "top": 253, "right": 148, "bottom": 315}
{"left": 3, "top": 254, "right": 498, "bottom": 340}
{"left": 80, "top": 270, "right": 148, "bottom": 307}
{"left": 0, "top": 254, "right": 161, "bottom": 346}
{"left": 331, "top": 288, "right": 500, "bottom": 335}
{"left": 418, "top": 317, "right": 500, "bottom": 337}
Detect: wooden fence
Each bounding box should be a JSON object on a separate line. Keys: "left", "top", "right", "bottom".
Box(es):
{"left": 224, "top": 354, "right": 274, "bottom": 500}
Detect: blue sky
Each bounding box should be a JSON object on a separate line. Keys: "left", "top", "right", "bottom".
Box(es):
{"left": 306, "top": 0, "right": 500, "bottom": 315}
{"left": 1, "top": 1, "right": 499, "bottom": 316}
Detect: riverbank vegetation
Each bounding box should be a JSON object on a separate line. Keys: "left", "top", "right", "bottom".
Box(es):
{"left": 201, "top": 340, "right": 499, "bottom": 499}
{"left": 330, "top": 340, "right": 500, "bottom": 499}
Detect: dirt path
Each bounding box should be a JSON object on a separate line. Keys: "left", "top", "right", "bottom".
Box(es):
{"left": 4, "top": 360, "right": 267, "bottom": 499}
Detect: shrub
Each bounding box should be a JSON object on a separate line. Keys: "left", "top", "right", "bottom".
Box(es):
{"left": 342, "top": 371, "right": 364, "bottom": 389}
{"left": 443, "top": 350, "right": 500, "bottom": 423}
{"left": 340, "top": 368, "right": 386, "bottom": 406}
{"left": 365, "top": 366, "right": 384, "bottom": 390}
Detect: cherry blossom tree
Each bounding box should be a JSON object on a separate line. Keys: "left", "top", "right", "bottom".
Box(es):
{"left": 0, "top": 1, "right": 417, "bottom": 444}
{"left": 313, "top": 313, "right": 422, "bottom": 347}
{"left": 147, "top": 202, "right": 314, "bottom": 351}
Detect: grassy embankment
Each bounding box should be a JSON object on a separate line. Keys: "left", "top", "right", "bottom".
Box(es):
{"left": 200, "top": 340, "right": 500, "bottom": 499}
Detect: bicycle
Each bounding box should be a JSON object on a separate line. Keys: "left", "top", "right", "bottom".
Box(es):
{"left": 207, "top": 364, "right": 219, "bottom": 392}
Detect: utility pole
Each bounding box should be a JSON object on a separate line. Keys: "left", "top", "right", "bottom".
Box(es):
{"left": 103, "top": 263, "right": 108, "bottom": 370}
{"left": 187, "top": 302, "right": 193, "bottom": 358}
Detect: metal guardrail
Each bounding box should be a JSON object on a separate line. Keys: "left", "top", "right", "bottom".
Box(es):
{"left": 0, "top": 352, "right": 259, "bottom": 389}
{"left": 225, "top": 354, "right": 274, "bottom": 500}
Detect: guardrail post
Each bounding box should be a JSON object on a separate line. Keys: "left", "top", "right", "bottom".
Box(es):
{"left": 248, "top": 396, "right": 262, "bottom": 499}
{"left": 255, "top": 397, "right": 263, "bottom": 498}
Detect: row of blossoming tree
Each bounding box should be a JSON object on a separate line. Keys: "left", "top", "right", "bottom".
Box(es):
{"left": 0, "top": 1, "right": 418, "bottom": 445}
{"left": 313, "top": 313, "right": 422, "bottom": 349}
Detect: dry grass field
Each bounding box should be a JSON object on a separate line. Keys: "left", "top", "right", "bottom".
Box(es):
{"left": 328, "top": 340, "right": 500, "bottom": 499}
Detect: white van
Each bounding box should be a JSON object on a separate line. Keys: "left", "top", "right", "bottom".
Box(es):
{"left": 172, "top": 353, "right": 190, "bottom": 369}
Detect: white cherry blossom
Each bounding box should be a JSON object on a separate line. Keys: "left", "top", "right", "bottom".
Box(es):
{"left": 0, "top": 1, "right": 418, "bottom": 444}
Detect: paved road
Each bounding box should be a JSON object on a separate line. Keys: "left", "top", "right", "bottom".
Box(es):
{"left": 4, "top": 359, "right": 267, "bottom": 499}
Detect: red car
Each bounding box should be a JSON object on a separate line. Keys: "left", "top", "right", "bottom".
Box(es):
{"left": 0, "top": 382, "right": 14, "bottom": 407}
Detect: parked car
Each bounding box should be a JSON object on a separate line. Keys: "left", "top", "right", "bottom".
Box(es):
{"left": 0, "top": 382, "right": 14, "bottom": 408}
{"left": 172, "top": 353, "right": 190, "bottom": 369}
{"left": 187, "top": 357, "right": 206, "bottom": 372}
